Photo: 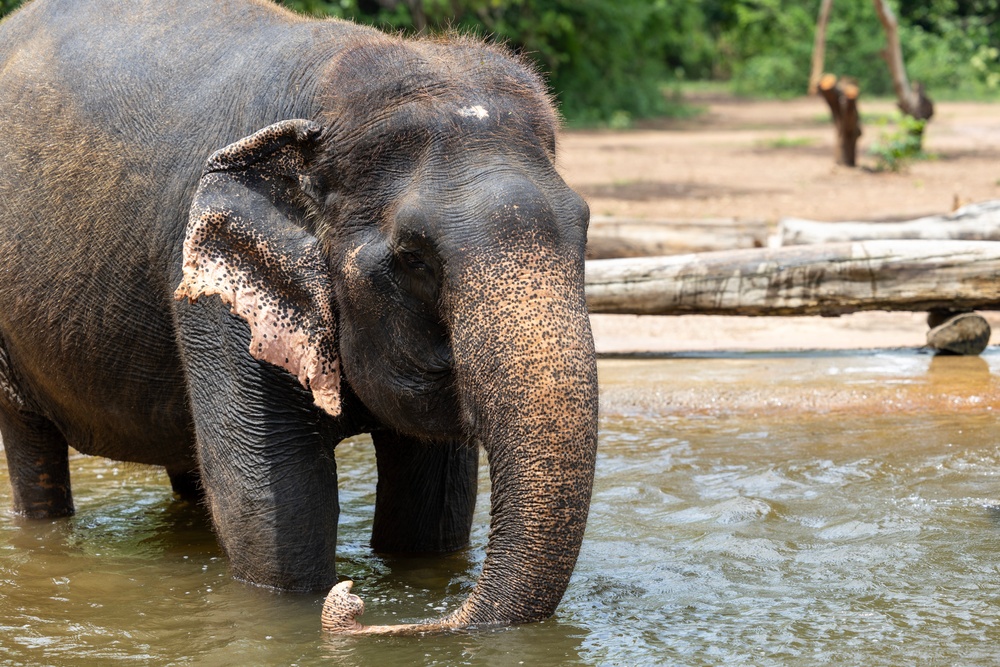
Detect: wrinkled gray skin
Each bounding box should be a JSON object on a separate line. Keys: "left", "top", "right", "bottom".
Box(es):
{"left": 0, "top": 0, "right": 598, "bottom": 633}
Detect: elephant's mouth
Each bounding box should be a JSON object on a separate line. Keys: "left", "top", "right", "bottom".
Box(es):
{"left": 348, "top": 347, "right": 463, "bottom": 440}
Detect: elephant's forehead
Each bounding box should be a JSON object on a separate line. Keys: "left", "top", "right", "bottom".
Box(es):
{"left": 332, "top": 93, "right": 550, "bottom": 154}
{"left": 456, "top": 105, "right": 490, "bottom": 120}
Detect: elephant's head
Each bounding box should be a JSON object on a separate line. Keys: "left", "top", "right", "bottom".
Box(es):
{"left": 175, "top": 36, "right": 598, "bottom": 632}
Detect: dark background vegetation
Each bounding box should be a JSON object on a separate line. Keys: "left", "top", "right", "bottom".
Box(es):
{"left": 1, "top": 0, "right": 997, "bottom": 124}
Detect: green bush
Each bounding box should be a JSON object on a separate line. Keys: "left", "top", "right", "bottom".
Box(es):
{"left": 902, "top": 11, "right": 1000, "bottom": 98}
{"left": 869, "top": 113, "right": 929, "bottom": 172}
{"left": 716, "top": 0, "right": 999, "bottom": 100}
{"left": 717, "top": 0, "right": 815, "bottom": 95}
{"left": 285, "top": 0, "right": 696, "bottom": 126}
{"left": 487, "top": 0, "right": 685, "bottom": 125}
{"left": 721, "top": 0, "right": 892, "bottom": 97}
{"left": 0, "top": 0, "right": 23, "bottom": 15}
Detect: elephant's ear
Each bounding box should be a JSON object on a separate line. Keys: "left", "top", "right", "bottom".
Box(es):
{"left": 174, "top": 119, "right": 342, "bottom": 417}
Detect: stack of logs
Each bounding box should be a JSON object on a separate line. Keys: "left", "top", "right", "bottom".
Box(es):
{"left": 584, "top": 201, "right": 1000, "bottom": 355}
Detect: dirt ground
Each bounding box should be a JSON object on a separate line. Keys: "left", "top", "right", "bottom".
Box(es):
{"left": 558, "top": 94, "right": 1000, "bottom": 354}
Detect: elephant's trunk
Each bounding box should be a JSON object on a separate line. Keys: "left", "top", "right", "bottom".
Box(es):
{"left": 321, "top": 244, "right": 599, "bottom": 633}
{"left": 444, "top": 247, "right": 599, "bottom": 626}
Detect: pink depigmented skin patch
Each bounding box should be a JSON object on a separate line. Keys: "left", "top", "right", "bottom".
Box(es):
{"left": 175, "top": 234, "right": 341, "bottom": 417}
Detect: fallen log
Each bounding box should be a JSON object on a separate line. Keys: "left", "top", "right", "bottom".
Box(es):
{"left": 585, "top": 239, "right": 1000, "bottom": 317}
{"left": 586, "top": 216, "right": 768, "bottom": 259}
{"left": 775, "top": 200, "right": 1000, "bottom": 246}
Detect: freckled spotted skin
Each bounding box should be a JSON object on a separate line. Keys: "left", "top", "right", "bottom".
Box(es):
{"left": 0, "top": 0, "right": 598, "bottom": 628}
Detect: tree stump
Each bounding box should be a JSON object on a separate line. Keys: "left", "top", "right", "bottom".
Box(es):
{"left": 818, "top": 74, "right": 861, "bottom": 167}
{"left": 926, "top": 310, "right": 991, "bottom": 356}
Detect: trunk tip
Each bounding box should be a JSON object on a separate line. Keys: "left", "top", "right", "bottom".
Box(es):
{"left": 321, "top": 580, "right": 365, "bottom": 633}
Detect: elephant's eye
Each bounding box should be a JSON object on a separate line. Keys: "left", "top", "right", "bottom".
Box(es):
{"left": 400, "top": 250, "right": 429, "bottom": 272}
{"left": 392, "top": 245, "right": 440, "bottom": 304}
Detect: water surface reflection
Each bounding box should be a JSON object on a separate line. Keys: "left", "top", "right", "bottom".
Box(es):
{"left": 1, "top": 352, "right": 999, "bottom": 665}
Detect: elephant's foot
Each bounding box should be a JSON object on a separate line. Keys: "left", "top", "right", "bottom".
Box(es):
{"left": 166, "top": 465, "right": 204, "bottom": 502}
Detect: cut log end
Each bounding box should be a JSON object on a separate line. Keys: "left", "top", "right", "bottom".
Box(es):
{"left": 926, "top": 311, "right": 991, "bottom": 356}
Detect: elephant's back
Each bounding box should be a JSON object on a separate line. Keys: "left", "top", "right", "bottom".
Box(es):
{"left": 0, "top": 0, "right": 347, "bottom": 187}
{"left": 0, "top": 0, "right": 353, "bottom": 463}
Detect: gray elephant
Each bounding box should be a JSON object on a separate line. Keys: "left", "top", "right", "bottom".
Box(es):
{"left": 0, "top": 0, "right": 597, "bottom": 633}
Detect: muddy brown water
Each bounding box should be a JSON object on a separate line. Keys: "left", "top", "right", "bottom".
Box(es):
{"left": 2, "top": 351, "right": 1000, "bottom": 665}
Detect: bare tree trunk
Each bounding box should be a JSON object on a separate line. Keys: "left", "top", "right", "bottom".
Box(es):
{"left": 872, "top": 0, "right": 934, "bottom": 122}
{"left": 818, "top": 74, "right": 861, "bottom": 166}
{"left": 808, "top": 0, "right": 835, "bottom": 94}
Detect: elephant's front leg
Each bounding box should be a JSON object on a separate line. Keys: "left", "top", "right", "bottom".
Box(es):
{"left": 179, "top": 304, "right": 340, "bottom": 592}
{"left": 371, "top": 431, "right": 478, "bottom": 554}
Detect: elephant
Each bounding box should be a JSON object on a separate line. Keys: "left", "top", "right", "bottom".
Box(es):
{"left": 0, "top": 0, "right": 598, "bottom": 634}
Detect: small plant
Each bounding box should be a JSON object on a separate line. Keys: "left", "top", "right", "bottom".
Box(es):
{"left": 868, "top": 114, "right": 927, "bottom": 172}
{"left": 860, "top": 111, "right": 899, "bottom": 125}
{"left": 756, "top": 135, "right": 816, "bottom": 149}
{"left": 607, "top": 110, "right": 633, "bottom": 131}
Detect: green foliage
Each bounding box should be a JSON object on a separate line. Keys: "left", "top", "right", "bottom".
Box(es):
{"left": 901, "top": 4, "right": 1000, "bottom": 98}
{"left": 756, "top": 135, "right": 817, "bottom": 149}
{"left": 279, "top": 0, "right": 701, "bottom": 126}
{"left": 709, "top": 0, "right": 1000, "bottom": 100}
{"left": 280, "top": 0, "right": 352, "bottom": 16}
{"left": 0, "top": 0, "right": 24, "bottom": 17}
{"left": 868, "top": 114, "right": 929, "bottom": 172}
{"left": 718, "top": 0, "right": 892, "bottom": 97}
{"left": 485, "top": 0, "right": 693, "bottom": 125}
{"left": 717, "top": 0, "right": 816, "bottom": 96}
{"left": 2, "top": 0, "right": 997, "bottom": 123}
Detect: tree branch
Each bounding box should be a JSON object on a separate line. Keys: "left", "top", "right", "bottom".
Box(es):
{"left": 808, "top": 0, "right": 834, "bottom": 94}
{"left": 872, "top": 0, "right": 933, "bottom": 120}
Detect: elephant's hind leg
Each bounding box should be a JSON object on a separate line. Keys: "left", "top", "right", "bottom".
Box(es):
{"left": 0, "top": 337, "right": 73, "bottom": 518}
{"left": 166, "top": 464, "right": 204, "bottom": 502}
{"left": 0, "top": 407, "right": 73, "bottom": 519}
{"left": 371, "top": 432, "right": 478, "bottom": 554}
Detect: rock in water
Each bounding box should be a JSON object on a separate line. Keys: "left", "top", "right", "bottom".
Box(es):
{"left": 926, "top": 311, "right": 991, "bottom": 355}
